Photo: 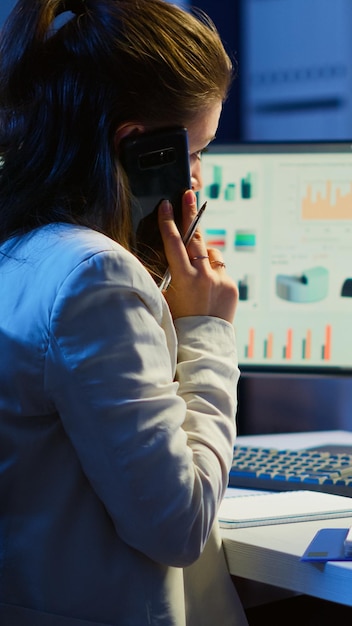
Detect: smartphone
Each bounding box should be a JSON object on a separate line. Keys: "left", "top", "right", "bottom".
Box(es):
{"left": 119, "top": 127, "right": 191, "bottom": 280}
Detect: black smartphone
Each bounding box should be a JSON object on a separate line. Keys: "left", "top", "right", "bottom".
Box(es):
{"left": 119, "top": 127, "right": 191, "bottom": 280}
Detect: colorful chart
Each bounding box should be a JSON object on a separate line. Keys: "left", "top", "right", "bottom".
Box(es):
{"left": 243, "top": 325, "right": 332, "bottom": 362}
{"left": 302, "top": 181, "right": 352, "bottom": 220}
{"left": 204, "top": 228, "right": 227, "bottom": 251}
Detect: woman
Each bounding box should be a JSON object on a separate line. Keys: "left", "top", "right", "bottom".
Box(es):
{"left": 0, "top": 0, "right": 248, "bottom": 624}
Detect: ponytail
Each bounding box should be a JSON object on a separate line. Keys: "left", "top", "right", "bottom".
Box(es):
{"left": 0, "top": 0, "right": 133, "bottom": 246}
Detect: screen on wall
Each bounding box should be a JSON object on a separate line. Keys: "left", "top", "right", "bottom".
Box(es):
{"left": 198, "top": 142, "right": 352, "bottom": 373}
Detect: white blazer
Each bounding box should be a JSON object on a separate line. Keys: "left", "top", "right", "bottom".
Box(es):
{"left": 0, "top": 223, "right": 248, "bottom": 625}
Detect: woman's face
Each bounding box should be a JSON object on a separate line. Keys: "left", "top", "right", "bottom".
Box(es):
{"left": 187, "top": 100, "right": 222, "bottom": 192}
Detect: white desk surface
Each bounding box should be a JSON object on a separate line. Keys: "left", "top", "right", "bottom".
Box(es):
{"left": 222, "top": 430, "right": 352, "bottom": 607}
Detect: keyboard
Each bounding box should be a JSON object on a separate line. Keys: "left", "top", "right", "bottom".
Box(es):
{"left": 229, "top": 444, "right": 352, "bottom": 497}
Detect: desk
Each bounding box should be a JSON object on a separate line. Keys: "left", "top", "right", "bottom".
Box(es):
{"left": 221, "top": 430, "right": 352, "bottom": 607}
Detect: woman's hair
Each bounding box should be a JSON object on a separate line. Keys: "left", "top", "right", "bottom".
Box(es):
{"left": 0, "top": 0, "right": 233, "bottom": 247}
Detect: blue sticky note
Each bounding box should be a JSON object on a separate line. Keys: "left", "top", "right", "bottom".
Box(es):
{"left": 301, "top": 528, "right": 352, "bottom": 562}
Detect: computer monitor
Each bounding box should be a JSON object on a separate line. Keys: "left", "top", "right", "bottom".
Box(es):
{"left": 198, "top": 142, "right": 352, "bottom": 374}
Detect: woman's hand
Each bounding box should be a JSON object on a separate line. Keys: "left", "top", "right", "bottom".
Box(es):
{"left": 158, "top": 190, "right": 238, "bottom": 322}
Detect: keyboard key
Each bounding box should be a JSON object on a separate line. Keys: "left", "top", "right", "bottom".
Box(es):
{"left": 229, "top": 444, "right": 352, "bottom": 497}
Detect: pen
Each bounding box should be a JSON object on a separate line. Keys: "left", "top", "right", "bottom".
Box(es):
{"left": 159, "top": 200, "right": 208, "bottom": 291}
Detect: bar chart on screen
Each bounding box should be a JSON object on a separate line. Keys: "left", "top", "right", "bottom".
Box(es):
{"left": 240, "top": 324, "right": 333, "bottom": 365}
{"left": 301, "top": 180, "right": 352, "bottom": 221}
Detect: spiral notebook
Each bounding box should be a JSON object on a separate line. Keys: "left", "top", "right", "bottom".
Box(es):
{"left": 218, "top": 490, "right": 352, "bottom": 529}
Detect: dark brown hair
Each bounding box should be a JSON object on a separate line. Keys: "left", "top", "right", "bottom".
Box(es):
{"left": 0, "top": 0, "right": 233, "bottom": 247}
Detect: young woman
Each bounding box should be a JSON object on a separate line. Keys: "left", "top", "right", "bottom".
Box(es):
{"left": 0, "top": 1, "right": 248, "bottom": 624}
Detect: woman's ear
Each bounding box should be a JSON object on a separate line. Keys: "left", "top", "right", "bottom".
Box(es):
{"left": 114, "top": 123, "right": 145, "bottom": 151}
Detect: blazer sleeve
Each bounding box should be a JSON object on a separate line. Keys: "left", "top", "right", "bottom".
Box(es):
{"left": 45, "top": 248, "right": 239, "bottom": 567}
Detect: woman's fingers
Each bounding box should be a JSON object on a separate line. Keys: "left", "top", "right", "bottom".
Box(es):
{"left": 208, "top": 248, "right": 226, "bottom": 271}
{"left": 158, "top": 192, "right": 238, "bottom": 322}
{"left": 181, "top": 189, "right": 198, "bottom": 230}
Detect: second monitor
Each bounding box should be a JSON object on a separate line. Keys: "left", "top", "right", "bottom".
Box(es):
{"left": 198, "top": 142, "right": 352, "bottom": 374}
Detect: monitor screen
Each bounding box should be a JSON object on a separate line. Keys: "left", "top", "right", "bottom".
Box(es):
{"left": 198, "top": 142, "right": 352, "bottom": 373}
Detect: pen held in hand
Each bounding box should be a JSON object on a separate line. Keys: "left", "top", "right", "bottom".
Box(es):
{"left": 159, "top": 201, "right": 208, "bottom": 292}
{"left": 181, "top": 200, "right": 208, "bottom": 247}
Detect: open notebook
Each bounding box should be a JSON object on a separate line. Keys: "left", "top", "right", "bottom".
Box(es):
{"left": 218, "top": 490, "right": 352, "bottom": 528}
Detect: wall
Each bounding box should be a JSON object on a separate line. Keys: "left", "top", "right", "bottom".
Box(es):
{"left": 241, "top": 0, "right": 352, "bottom": 141}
